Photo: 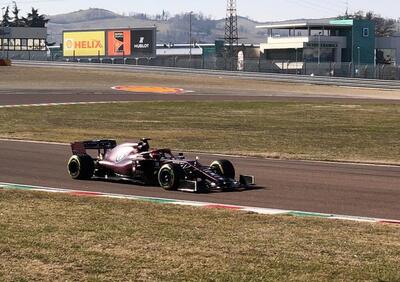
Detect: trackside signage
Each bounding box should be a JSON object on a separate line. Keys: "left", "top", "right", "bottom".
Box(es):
{"left": 63, "top": 31, "right": 105, "bottom": 57}
{"left": 107, "top": 30, "right": 132, "bottom": 57}
{"left": 131, "top": 30, "right": 154, "bottom": 55}
{"left": 62, "top": 28, "right": 156, "bottom": 58}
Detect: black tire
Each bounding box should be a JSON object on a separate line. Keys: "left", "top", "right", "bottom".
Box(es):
{"left": 68, "top": 155, "right": 94, "bottom": 180}
{"left": 158, "top": 163, "right": 183, "bottom": 190}
{"left": 210, "top": 159, "right": 235, "bottom": 179}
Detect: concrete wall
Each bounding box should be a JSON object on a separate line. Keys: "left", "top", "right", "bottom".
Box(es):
{"left": 0, "top": 51, "right": 47, "bottom": 60}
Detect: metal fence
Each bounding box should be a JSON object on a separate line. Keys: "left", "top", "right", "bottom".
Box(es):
{"left": 54, "top": 55, "right": 400, "bottom": 81}
{"left": 256, "top": 60, "right": 400, "bottom": 80}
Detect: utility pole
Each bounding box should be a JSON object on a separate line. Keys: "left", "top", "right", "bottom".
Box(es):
{"left": 0, "top": 7, "right": 5, "bottom": 58}
{"left": 189, "top": 11, "right": 193, "bottom": 68}
{"left": 317, "top": 31, "right": 322, "bottom": 75}
{"left": 224, "top": 0, "right": 239, "bottom": 71}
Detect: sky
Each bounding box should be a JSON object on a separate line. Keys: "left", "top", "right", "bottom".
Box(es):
{"left": 0, "top": 0, "right": 399, "bottom": 22}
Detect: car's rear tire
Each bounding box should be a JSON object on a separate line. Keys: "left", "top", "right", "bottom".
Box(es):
{"left": 158, "top": 164, "right": 183, "bottom": 190}
{"left": 210, "top": 159, "right": 235, "bottom": 179}
{"left": 68, "top": 155, "right": 94, "bottom": 180}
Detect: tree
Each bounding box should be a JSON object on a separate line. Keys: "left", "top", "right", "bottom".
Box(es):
{"left": 161, "top": 10, "right": 170, "bottom": 21}
{"left": 365, "top": 11, "right": 397, "bottom": 37}
{"left": 23, "top": 7, "right": 49, "bottom": 27}
{"left": 337, "top": 10, "right": 396, "bottom": 37}
{"left": 11, "top": 2, "right": 25, "bottom": 27}
{"left": 1, "top": 6, "right": 12, "bottom": 27}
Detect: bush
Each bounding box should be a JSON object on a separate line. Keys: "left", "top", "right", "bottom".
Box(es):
{"left": 0, "top": 59, "right": 12, "bottom": 66}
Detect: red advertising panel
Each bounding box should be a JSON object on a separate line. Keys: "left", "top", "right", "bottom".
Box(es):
{"left": 107, "top": 30, "right": 131, "bottom": 56}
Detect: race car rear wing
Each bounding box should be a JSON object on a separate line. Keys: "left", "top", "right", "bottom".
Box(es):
{"left": 71, "top": 140, "right": 117, "bottom": 155}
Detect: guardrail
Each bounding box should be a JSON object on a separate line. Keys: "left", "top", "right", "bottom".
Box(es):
{"left": 13, "top": 60, "right": 400, "bottom": 90}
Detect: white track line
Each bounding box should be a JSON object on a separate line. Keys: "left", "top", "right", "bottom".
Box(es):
{"left": 0, "top": 138, "right": 68, "bottom": 146}
{"left": 0, "top": 101, "right": 132, "bottom": 109}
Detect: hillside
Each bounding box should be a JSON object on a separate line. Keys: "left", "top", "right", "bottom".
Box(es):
{"left": 47, "top": 8, "right": 269, "bottom": 44}
{"left": 49, "top": 8, "right": 120, "bottom": 24}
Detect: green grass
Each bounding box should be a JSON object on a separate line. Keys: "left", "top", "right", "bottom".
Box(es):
{"left": 1, "top": 101, "right": 400, "bottom": 163}
{"left": 0, "top": 189, "right": 399, "bottom": 281}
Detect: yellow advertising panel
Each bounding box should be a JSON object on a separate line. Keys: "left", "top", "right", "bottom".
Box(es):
{"left": 63, "top": 31, "right": 105, "bottom": 57}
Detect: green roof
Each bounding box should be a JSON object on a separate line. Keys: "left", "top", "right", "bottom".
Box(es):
{"left": 329, "top": 19, "right": 354, "bottom": 26}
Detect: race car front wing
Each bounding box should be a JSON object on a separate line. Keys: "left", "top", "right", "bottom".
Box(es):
{"left": 178, "top": 174, "right": 256, "bottom": 193}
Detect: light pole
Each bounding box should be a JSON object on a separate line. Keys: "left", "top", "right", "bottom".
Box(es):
{"left": 318, "top": 31, "right": 322, "bottom": 65}
{"left": 317, "top": 31, "right": 322, "bottom": 75}
{"left": 356, "top": 46, "right": 361, "bottom": 76}
{"left": 189, "top": 11, "right": 193, "bottom": 68}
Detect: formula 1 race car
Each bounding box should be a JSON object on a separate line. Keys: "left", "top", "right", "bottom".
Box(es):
{"left": 67, "top": 138, "right": 255, "bottom": 193}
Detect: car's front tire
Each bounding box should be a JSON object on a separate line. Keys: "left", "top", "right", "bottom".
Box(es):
{"left": 210, "top": 159, "right": 235, "bottom": 179}
{"left": 158, "top": 164, "right": 183, "bottom": 190}
{"left": 68, "top": 155, "right": 94, "bottom": 180}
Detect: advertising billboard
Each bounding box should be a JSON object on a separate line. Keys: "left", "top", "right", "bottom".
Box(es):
{"left": 107, "top": 30, "right": 131, "bottom": 56}
{"left": 63, "top": 28, "right": 156, "bottom": 58}
{"left": 63, "top": 31, "right": 105, "bottom": 57}
{"left": 131, "top": 29, "right": 155, "bottom": 55}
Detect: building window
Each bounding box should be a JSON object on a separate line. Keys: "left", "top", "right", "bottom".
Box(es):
{"left": 27, "top": 39, "right": 34, "bottom": 50}
{"left": 40, "top": 39, "right": 46, "bottom": 51}
{"left": 9, "top": 39, "right": 15, "bottom": 50}
{"left": 376, "top": 49, "right": 396, "bottom": 65}
{"left": 0, "top": 38, "right": 46, "bottom": 51}
{"left": 21, "top": 39, "right": 27, "bottom": 50}
{"left": 33, "top": 39, "right": 41, "bottom": 50}
{"left": 2, "top": 39, "right": 9, "bottom": 50}
{"left": 14, "top": 39, "right": 21, "bottom": 51}
{"left": 303, "top": 48, "right": 335, "bottom": 63}
{"left": 363, "top": 28, "right": 369, "bottom": 37}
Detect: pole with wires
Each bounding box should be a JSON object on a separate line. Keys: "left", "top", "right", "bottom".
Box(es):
{"left": 0, "top": 7, "right": 5, "bottom": 58}
{"left": 189, "top": 11, "right": 193, "bottom": 68}
{"left": 224, "top": 0, "right": 239, "bottom": 71}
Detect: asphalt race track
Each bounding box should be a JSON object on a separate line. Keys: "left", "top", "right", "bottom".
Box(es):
{"left": 0, "top": 88, "right": 344, "bottom": 105}
{"left": 0, "top": 141, "right": 400, "bottom": 219}
{"left": 1, "top": 139, "right": 400, "bottom": 220}
{"left": 3, "top": 88, "right": 400, "bottom": 106}
{"left": 1, "top": 73, "right": 400, "bottom": 220}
